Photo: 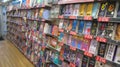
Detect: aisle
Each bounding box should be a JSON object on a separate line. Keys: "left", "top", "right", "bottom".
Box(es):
{"left": 0, "top": 40, "right": 34, "bottom": 67}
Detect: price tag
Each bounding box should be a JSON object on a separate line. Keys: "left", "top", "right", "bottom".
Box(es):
{"left": 98, "top": 17, "right": 102, "bottom": 21}
{"left": 59, "top": 56, "right": 64, "bottom": 61}
{"left": 59, "top": 29, "right": 64, "bottom": 32}
{"left": 70, "top": 46, "right": 76, "bottom": 51}
{"left": 70, "top": 31, "right": 77, "bottom": 35}
{"left": 96, "top": 36, "right": 107, "bottom": 43}
{"left": 98, "top": 17, "right": 110, "bottom": 22}
{"left": 84, "top": 16, "right": 92, "bottom": 20}
{"left": 84, "top": 51, "right": 93, "bottom": 57}
{"left": 70, "top": 62, "right": 76, "bottom": 67}
{"left": 96, "top": 56, "right": 106, "bottom": 64}
{"left": 69, "top": 16, "right": 76, "bottom": 19}
{"left": 58, "top": 15, "right": 64, "bottom": 19}
{"left": 58, "top": 42, "right": 64, "bottom": 46}
{"left": 84, "top": 34, "right": 93, "bottom": 39}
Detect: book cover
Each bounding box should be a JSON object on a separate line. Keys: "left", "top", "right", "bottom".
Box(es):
{"left": 73, "top": 4, "right": 80, "bottom": 16}
{"left": 81, "top": 55, "right": 89, "bottom": 67}
{"left": 115, "top": 24, "right": 120, "bottom": 40}
{"left": 71, "top": 36, "right": 77, "bottom": 48}
{"left": 86, "top": 3, "right": 94, "bottom": 16}
{"left": 90, "top": 22, "right": 98, "bottom": 36}
{"left": 59, "top": 19, "right": 64, "bottom": 30}
{"left": 77, "top": 36, "right": 83, "bottom": 49}
{"left": 42, "top": 9, "right": 50, "bottom": 20}
{"left": 89, "top": 39, "right": 98, "bottom": 55}
{"left": 92, "top": 3, "right": 100, "bottom": 18}
{"left": 105, "top": 44, "right": 116, "bottom": 61}
{"left": 79, "top": 4, "right": 87, "bottom": 16}
{"left": 72, "top": 20, "right": 78, "bottom": 32}
{"left": 81, "top": 39, "right": 90, "bottom": 51}
{"left": 114, "top": 46, "right": 120, "bottom": 64}
{"left": 78, "top": 21, "right": 85, "bottom": 34}
{"left": 88, "top": 57, "right": 96, "bottom": 67}
{"left": 39, "top": 8, "right": 44, "bottom": 18}
{"left": 67, "top": 20, "right": 73, "bottom": 32}
{"left": 97, "top": 23, "right": 107, "bottom": 36}
{"left": 43, "top": 23, "right": 49, "bottom": 34}
{"left": 84, "top": 21, "right": 92, "bottom": 35}
{"left": 52, "top": 25, "right": 59, "bottom": 36}
{"left": 75, "top": 52, "right": 83, "bottom": 67}
{"left": 98, "top": 2, "right": 108, "bottom": 17}
{"left": 97, "top": 42, "right": 107, "bottom": 57}
{"left": 106, "top": 2, "right": 116, "bottom": 17}
{"left": 117, "top": 2, "right": 120, "bottom": 17}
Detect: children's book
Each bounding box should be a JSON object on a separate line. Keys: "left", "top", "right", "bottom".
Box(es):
{"left": 90, "top": 22, "right": 98, "bottom": 36}
{"left": 72, "top": 20, "right": 78, "bottom": 32}
{"left": 97, "top": 42, "right": 107, "bottom": 57}
{"left": 81, "top": 55, "right": 89, "bottom": 67}
{"left": 73, "top": 4, "right": 80, "bottom": 16}
{"left": 52, "top": 25, "right": 59, "bottom": 36}
{"left": 106, "top": 1, "right": 116, "bottom": 17}
{"left": 86, "top": 3, "right": 93, "bottom": 16}
{"left": 97, "top": 23, "right": 107, "bottom": 36}
{"left": 114, "top": 46, "right": 120, "bottom": 64}
{"left": 81, "top": 39, "right": 90, "bottom": 51}
{"left": 88, "top": 57, "right": 96, "bottom": 67}
{"left": 98, "top": 2, "right": 108, "bottom": 17}
{"left": 84, "top": 21, "right": 92, "bottom": 35}
{"left": 92, "top": 3, "right": 100, "bottom": 18}
{"left": 75, "top": 52, "right": 83, "bottom": 67}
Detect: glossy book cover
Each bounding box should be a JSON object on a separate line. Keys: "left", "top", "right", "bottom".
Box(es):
{"left": 84, "top": 21, "right": 92, "bottom": 35}
{"left": 78, "top": 21, "right": 85, "bottom": 34}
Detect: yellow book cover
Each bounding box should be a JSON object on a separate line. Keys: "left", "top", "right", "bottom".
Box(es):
{"left": 86, "top": 3, "right": 93, "bottom": 16}
{"left": 79, "top": 4, "right": 87, "bottom": 16}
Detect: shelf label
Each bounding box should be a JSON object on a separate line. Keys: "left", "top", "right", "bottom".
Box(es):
{"left": 84, "top": 16, "right": 92, "bottom": 20}
{"left": 84, "top": 51, "right": 93, "bottom": 57}
{"left": 96, "top": 36, "right": 107, "bottom": 43}
{"left": 98, "top": 17, "right": 110, "bottom": 22}
{"left": 58, "top": 15, "right": 64, "bottom": 19}
{"left": 70, "top": 46, "right": 76, "bottom": 51}
{"left": 70, "top": 62, "right": 76, "bottom": 67}
{"left": 70, "top": 31, "right": 77, "bottom": 35}
{"left": 84, "top": 34, "right": 93, "bottom": 39}
{"left": 59, "top": 29, "right": 64, "bottom": 32}
{"left": 96, "top": 56, "right": 106, "bottom": 64}
{"left": 69, "top": 16, "right": 76, "bottom": 19}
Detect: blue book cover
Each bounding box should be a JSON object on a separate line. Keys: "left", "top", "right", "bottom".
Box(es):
{"left": 78, "top": 21, "right": 85, "bottom": 34}
{"left": 43, "top": 9, "right": 50, "bottom": 20}
{"left": 84, "top": 21, "right": 92, "bottom": 35}
{"left": 71, "top": 37, "right": 76, "bottom": 48}
{"left": 77, "top": 39, "right": 82, "bottom": 49}
{"left": 92, "top": 3, "right": 100, "bottom": 18}
{"left": 72, "top": 20, "right": 78, "bottom": 31}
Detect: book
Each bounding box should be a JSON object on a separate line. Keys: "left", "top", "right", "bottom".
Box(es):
{"left": 114, "top": 46, "right": 120, "bottom": 64}
{"left": 106, "top": 1, "right": 116, "bottom": 17}
{"left": 77, "top": 36, "right": 83, "bottom": 49}
{"left": 43, "top": 23, "right": 49, "bottom": 34}
{"left": 88, "top": 57, "right": 96, "bottom": 67}
{"left": 117, "top": 2, "right": 120, "bottom": 17}
{"left": 92, "top": 3, "right": 100, "bottom": 18}
{"left": 97, "top": 23, "right": 107, "bottom": 36}
{"left": 79, "top": 4, "right": 87, "bottom": 16}
{"left": 115, "top": 24, "right": 120, "bottom": 40}
{"left": 78, "top": 21, "right": 85, "bottom": 34}
{"left": 81, "top": 55, "right": 89, "bottom": 67}
{"left": 97, "top": 42, "right": 107, "bottom": 57}
{"left": 39, "top": 8, "right": 44, "bottom": 18}
{"left": 42, "top": 9, "right": 50, "bottom": 20}
{"left": 71, "top": 36, "right": 77, "bottom": 48}
{"left": 81, "top": 39, "right": 90, "bottom": 51}
{"left": 98, "top": 2, "right": 108, "bottom": 17}
{"left": 67, "top": 20, "right": 73, "bottom": 32}
{"left": 90, "top": 21, "right": 98, "bottom": 36}
{"left": 89, "top": 39, "right": 98, "bottom": 55}
{"left": 84, "top": 21, "right": 92, "bottom": 35}
{"left": 86, "top": 3, "right": 94, "bottom": 16}
{"left": 72, "top": 20, "right": 78, "bottom": 32}
{"left": 75, "top": 51, "right": 83, "bottom": 67}
{"left": 52, "top": 25, "right": 59, "bottom": 36}
{"left": 73, "top": 4, "right": 80, "bottom": 16}
{"left": 105, "top": 44, "right": 116, "bottom": 61}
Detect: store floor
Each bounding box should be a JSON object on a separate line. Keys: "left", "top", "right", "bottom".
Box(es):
{"left": 0, "top": 40, "right": 34, "bottom": 67}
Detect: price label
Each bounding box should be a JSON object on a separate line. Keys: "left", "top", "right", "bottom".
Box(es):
{"left": 59, "top": 29, "right": 64, "bottom": 32}
{"left": 70, "top": 62, "right": 76, "bottom": 67}
{"left": 96, "top": 56, "right": 106, "bottom": 64}
{"left": 70, "top": 31, "right": 77, "bottom": 35}
{"left": 84, "top": 51, "right": 93, "bottom": 57}
{"left": 84, "top": 34, "right": 93, "bottom": 39}
{"left": 96, "top": 36, "right": 107, "bottom": 43}
{"left": 69, "top": 16, "right": 76, "bottom": 19}
{"left": 98, "top": 17, "right": 110, "bottom": 22}
{"left": 58, "top": 15, "right": 64, "bottom": 19}
{"left": 84, "top": 16, "right": 92, "bottom": 20}
{"left": 70, "top": 46, "right": 76, "bottom": 51}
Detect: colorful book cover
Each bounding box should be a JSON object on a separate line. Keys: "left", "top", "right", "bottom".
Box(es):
{"left": 58, "top": 32, "right": 64, "bottom": 42}
{"left": 88, "top": 57, "right": 96, "bottom": 67}
{"left": 73, "top": 4, "right": 80, "bottom": 16}
{"left": 59, "top": 19, "right": 64, "bottom": 30}
{"left": 115, "top": 24, "right": 120, "bottom": 40}
{"left": 97, "top": 23, "right": 107, "bottom": 36}
{"left": 43, "top": 23, "right": 49, "bottom": 34}
{"left": 79, "top": 4, "right": 87, "bottom": 16}
{"left": 69, "top": 4, "right": 74, "bottom": 16}
{"left": 42, "top": 9, "right": 50, "bottom": 20}
{"left": 77, "top": 36, "right": 83, "bottom": 49}
{"left": 75, "top": 52, "right": 83, "bottom": 67}
{"left": 72, "top": 20, "right": 78, "bottom": 31}
{"left": 67, "top": 20, "right": 73, "bottom": 32}
{"left": 105, "top": 23, "right": 115, "bottom": 39}
{"left": 97, "top": 42, "right": 107, "bottom": 57}
{"left": 86, "top": 3, "right": 93, "bottom": 16}
{"left": 78, "top": 21, "right": 85, "bottom": 34}
{"left": 39, "top": 8, "right": 44, "bottom": 18}
{"left": 117, "top": 2, "right": 120, "bottom": 17}
{"left": 26, "top": 0, "right": 30, "bottom": 7}
{"left": 81, "top": 39, "right": 90, "bottom": 51}
{"left": 52, "top": 25, "right": 59, "bottom": 36}
{"left": 81, "top": 55, "right": 89, "bottom": 67}
{"left": 90, "top": 22, "right": 98, "bottom": 36}
{"left": 98, "top": 2, "right": 108, "bottom": 17}
{"left": 84, "top": 21, "right": 92, "bottom": 35}
{"left": 114, "top": 46, "right": 120, "bottom": 64}
{"left": 71, "top": 36, "right": 77, "bottom": 48}
{"left": 106, "top": 2, "right": 116, "bottom": 17}
{"left": 105, "top": 44, "right": 116, "bottom": 61}
{"left": 92, "top": 3, "right": 100, "bottom": 18}
{"left": 89, "top": 39, "right": 98, "bottom": 55}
